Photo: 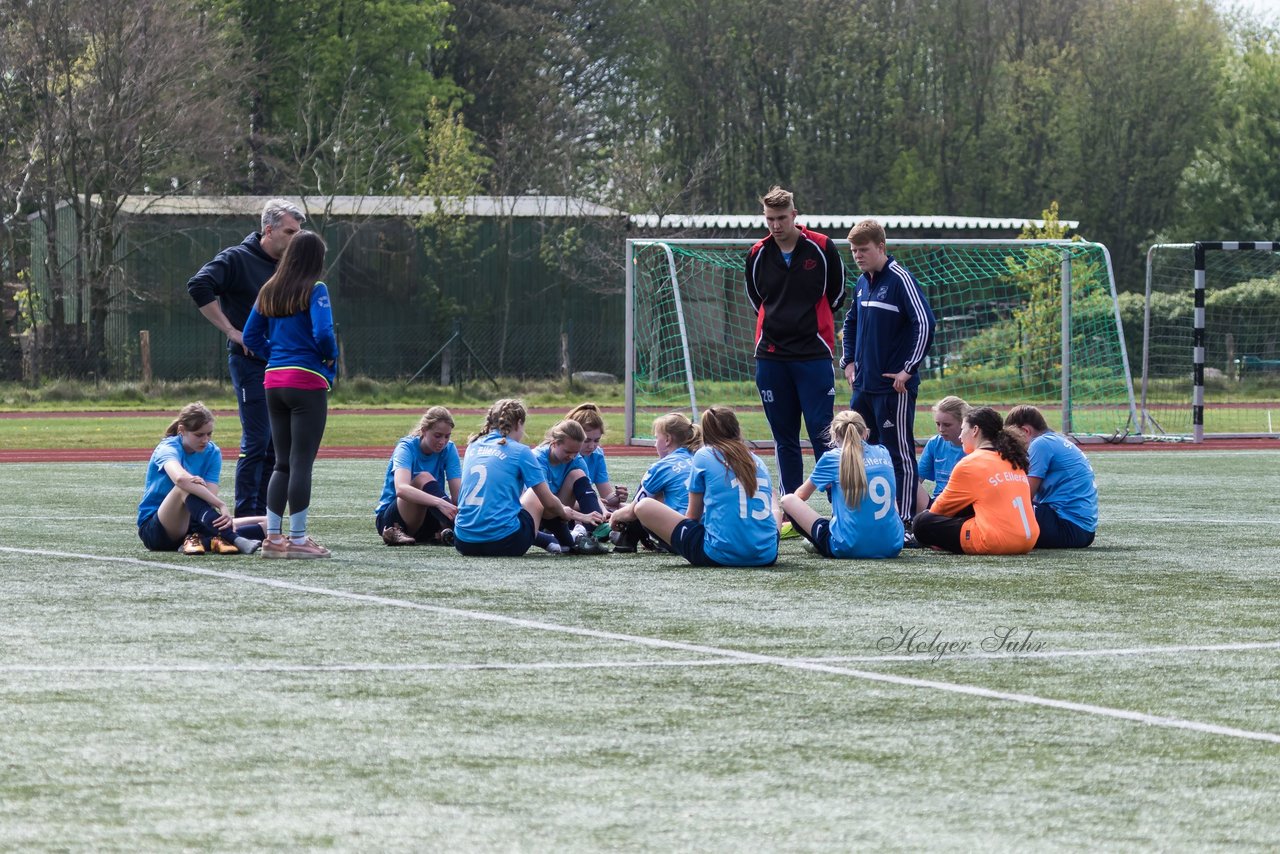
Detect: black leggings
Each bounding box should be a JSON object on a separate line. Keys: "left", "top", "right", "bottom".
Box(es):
{"left": 912, "top": 506, "right": 975, "bottom": 555}
{"left": 266, "top": 386, "right": 328, "bottom": 516}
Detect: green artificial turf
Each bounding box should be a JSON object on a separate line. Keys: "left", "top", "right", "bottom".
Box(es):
{"left": 1, "top": 452, "right": 1279, "bottom": 849}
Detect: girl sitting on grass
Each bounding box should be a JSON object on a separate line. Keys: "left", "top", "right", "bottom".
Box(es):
{"left": 137, "top": 402, "right": 265, "bottom": 555}
{"left": 912, "top": 406, "right": 1039, "bottom": 555}
{"left": 609, "top": 412, "right": 700, "bottom": 553}
{"left": 916, "top": 395, "right": 969, "bottom": 512}
{"left": 453, "top": 399, "right": 580, "bottom": 557}
{"left": 375, "top": 406, "right": 462, "bottom": 547}
{"left": 565, "top": 402, "right": 627, "bottom": 510}
{"left": 780, "top": 410, "right": 903, "bottom": 559}
{"left": 631, "top": 406, "right": 780, "bottom": 567}
{"left": 532, "top": 419, "right": 609, "bottom": 555}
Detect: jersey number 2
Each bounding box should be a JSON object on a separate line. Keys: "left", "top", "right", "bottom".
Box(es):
{"left": 461, "top": 464, "right": 487, "bottom": 506}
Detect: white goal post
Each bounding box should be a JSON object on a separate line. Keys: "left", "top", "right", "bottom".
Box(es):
{"left": 625, "top": 238, "right": 1139, "bottom": 446}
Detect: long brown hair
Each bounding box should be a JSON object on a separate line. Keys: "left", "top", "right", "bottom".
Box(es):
{"left": 254, "top": 230, "right": 327, "bottom": 317}
{"left": 966, "top": 406, "right": 1030, "bottom": 472}
{"left": 165, "top": 401, "right": 213, "bottom": 437}
{"left": 700, "top": 406, "right": 758, "bottom": 495}
{"left": 542, "top": 419, "right": 586, "bottom": 447}
{"left": 1004, "top": 404, "right": 1049, "bottom": 434}
{"left": 566, "top": 402, "right": 605, "bottom": 434}
{"left": 652, "top": 412, "right": 701, "bottom": 451}
{"left": 830, "top": 410, "right": 869, "bottom": 508}
{"left": 412, "top": 406, "right": 454, "bottom": 438}
{"left": 470, "top": 398, "right": 526, "bottom": 444}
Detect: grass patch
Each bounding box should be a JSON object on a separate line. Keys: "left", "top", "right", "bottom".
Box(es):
{"left": 1, "top": 451, "right": 1279, "bottom": 848}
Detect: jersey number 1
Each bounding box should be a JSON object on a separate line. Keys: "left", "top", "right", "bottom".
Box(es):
{"left": 1012, "top": 495, "right": 1031, "bottom": 539}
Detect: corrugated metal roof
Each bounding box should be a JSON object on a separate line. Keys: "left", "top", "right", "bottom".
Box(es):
{"left": 82, "top": 195, "right": 1075, "bottom": 230}
{"left": 626, "top": 213, "right": 1079, "bottom": 230}
{"left": 103, "top": 194, "right": 629, "bottom": 218}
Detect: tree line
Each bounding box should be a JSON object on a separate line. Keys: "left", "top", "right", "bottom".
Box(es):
{"left": 2, "top": 0, "right": 1279, "bottom": 374}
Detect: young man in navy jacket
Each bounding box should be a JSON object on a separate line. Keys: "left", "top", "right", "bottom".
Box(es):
{"left": 745, "top": 186, "right": 846, "bottom": 496}
{"left": 186, "top": 199, "right": 305, "bottom": 517}
{"left": 840, "top": 219, "right": 935, "bottom": 526}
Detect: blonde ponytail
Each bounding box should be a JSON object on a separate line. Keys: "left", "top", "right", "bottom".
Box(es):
{"left": 831, "top": 410, "right": 869, "bottom": 508}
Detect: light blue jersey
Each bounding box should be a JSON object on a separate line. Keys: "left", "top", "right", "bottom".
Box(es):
{"left": 533, "top": 444, "right": 589, "bottom": 495}
{"left": 640, "top": 447, "right": 694, "bottom": 512}
{"left": 454, "top": 433, "right": 548, "bottom": 543}
{"left": 810, "top": 444, "right": 904, "bottom": 558}
{"left": 582, "top": 447, "right": 610, "bottom": 486}
{"left": 375, "top": 435, "right": 462, "bottom": 516}
{"left": 137, "top": 435, "right": 222, "bottom": 526}
{"left": 688, "top": 446, "right": 778, "bottom": 566}
{"left": 917, "top": 435, "right": 965, "bottom": 499}
{"left": 1027, "top": 432, "right": 1099, "bottom": 532}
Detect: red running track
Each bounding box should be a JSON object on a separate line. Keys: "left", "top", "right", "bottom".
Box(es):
{"left": 2, "top": 437, "right": 1277, "bottom": 464}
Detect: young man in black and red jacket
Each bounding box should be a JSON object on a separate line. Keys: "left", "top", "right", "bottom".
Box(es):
{"left": 745, "top": 186, "right": 846, "bottom": 496}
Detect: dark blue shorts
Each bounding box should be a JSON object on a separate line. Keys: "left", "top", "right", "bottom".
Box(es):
{"left": 455, "top": 509, "right": 536, "bottom": 557}
{"left": 1033, "top": 504, "right": 1096, "bottom": 549}
{"left": 138, "top": 513, "right": 185, "bottom": 552}
{"left": 808, "top": 518, "right": 837, "bottom": 559}
{"left": 670, "top": 519, "right": 721, "bottom": 567}
{"left": 375, "top": 502, "right": 438, "bottom": 542}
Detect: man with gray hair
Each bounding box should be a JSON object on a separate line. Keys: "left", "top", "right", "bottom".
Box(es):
{"left": 187, "top": 198, "right": 305, "bottom": 518}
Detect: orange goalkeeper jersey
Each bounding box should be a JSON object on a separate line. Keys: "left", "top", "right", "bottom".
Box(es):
{"left": 930, "top": 448, "right": 1039, "bottom": 555}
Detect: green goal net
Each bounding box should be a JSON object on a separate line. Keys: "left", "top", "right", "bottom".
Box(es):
{"left": 1142, "top": 243, "right": 1280, "bottom": 438}
{"left": 625, "top": 239, "right": 1137, "bottom": 445}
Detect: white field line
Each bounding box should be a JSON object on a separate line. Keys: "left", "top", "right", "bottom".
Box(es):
{"left": 7, "top": 639, "right": 1280, "bottom": 674}
{"left": 4, "top": 545, "right": 1280, "bottom": 746}
{"left": 0, "top": 659, "right": 746, "bottom": 674}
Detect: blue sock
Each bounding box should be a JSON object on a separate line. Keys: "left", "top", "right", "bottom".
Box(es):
{"left": 289, "top": 508, "right": 309, "bottom": 543}
{"left": 266, "top": 510, "right": 283, "bottom": 536}
{"left": 534, "top": 530, "right": 558, "bottom": 550}
{"left": 420, "top": 480, "right": 453, "bottom": 530}
{"left": 185, "top": 495, "right": 223, "bottom": 540}
{"left": 572, "top": 478, "right": 603, "bottom": 516}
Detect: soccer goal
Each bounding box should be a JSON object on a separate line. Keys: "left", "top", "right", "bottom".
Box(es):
{"left": 624, "top": 238, "right": 1138, "bottom": 445}
{"left": 1142, "top": 242, "right": 1280, "bottom": 441}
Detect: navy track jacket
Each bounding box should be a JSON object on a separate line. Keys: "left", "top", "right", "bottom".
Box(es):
{"left": 841, "top": 254, "right": 936, "bottom": 393}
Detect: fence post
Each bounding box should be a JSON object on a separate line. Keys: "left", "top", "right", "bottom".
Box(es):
{"left": 139, "top": 330, "right": 152, "bottom": 384}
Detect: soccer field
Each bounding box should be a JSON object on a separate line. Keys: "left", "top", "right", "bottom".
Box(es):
{"left": 2, "top": 452, "right": 1279, "bottom": 849}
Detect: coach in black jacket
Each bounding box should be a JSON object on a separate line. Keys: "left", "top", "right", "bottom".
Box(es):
{"left": 745, "top": 186, "right": 846, "bottom": 495}
{"left": 186, "top": 199, "right": 305, "bottom": 518}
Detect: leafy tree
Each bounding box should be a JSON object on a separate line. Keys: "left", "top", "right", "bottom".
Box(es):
{"left": 1054, "top": 0, "right": 1227, "bottom": 289}
{"left": 1172, "top": 25, "right": 1280, "bottom": 241}
{"left": 209, "top": 0, "right": 458, "bottom": 193}
{"left": 1, "top": 0, "right": 239, "bottom": 378}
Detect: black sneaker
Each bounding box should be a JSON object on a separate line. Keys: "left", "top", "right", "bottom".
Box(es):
{"left": 902, "top": 531, "right": 923, "bottom": 549}
{"left": 570, "top": 534, "right": 609, "bottom": 555}
{"left": 438, "top": 528, "right": 455, "bottom": 547}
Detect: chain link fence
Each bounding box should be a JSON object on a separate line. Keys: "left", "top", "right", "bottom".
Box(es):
{"left": 13, "top": 211, "right": 626, "bottom": 384}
